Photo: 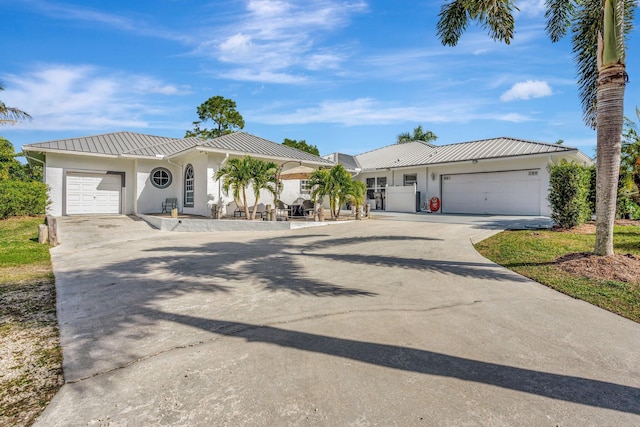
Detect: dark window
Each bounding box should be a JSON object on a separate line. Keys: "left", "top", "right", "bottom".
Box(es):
{"left": 404, "top": 174, "right": 417, "bottom": 186}
{"left": 150, "top": 167, "right": 172, "bottom": 189}
{"left": 184, "top": 164, "right": 194, "bottom": 207}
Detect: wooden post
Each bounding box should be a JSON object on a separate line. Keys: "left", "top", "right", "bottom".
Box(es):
{"left": 46, "top": 215, "right": 58, "bottom": 246}
{"left": 38, "top": 224, "right": 48, "bottom": 244}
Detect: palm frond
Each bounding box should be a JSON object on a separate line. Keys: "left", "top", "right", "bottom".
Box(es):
{"left": 477, "top": 0, "right": 517, "bottom": 44}
{"left": 437, "top": 0, "right": 470, "bottom": 46}
{"left": 572, "top": 1, "right": 603, "bottom": 128}
{"left": 545, "top": 0, "right": 576, "bottom": 42}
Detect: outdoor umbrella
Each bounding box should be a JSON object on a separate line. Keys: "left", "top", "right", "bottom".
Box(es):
{"left": 278, "top": 165, "right": 316, "bottom": 180}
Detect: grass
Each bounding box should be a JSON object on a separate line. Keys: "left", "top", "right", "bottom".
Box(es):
{"left": 0, "top": 216, "right": 62, "bottom": 427}
{"left": 474, "top": 224, "right": 640, "bottom": 323}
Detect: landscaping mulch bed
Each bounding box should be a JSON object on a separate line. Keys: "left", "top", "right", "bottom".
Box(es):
{"left": 555, "top": 252, "right": 640, "bottom": 284}
{"left": 552, "top": 220, "right": 640, "bottom": 284}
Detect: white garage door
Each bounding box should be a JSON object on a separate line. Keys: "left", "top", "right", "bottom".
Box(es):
{"left": 66, "top": 173, "right": 121, "bottom": 215}
{"left": 442, "top": 169, "right": 541, "bottom": 215}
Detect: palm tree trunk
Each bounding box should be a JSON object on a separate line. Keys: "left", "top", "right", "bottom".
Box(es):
{"left": 594, "top": 65, "right": 627, "bottom": 256}
{"left": 241, "top": 189, "right": 250, "bottom": 219}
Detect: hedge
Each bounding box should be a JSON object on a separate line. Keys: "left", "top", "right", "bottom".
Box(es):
{"left": 0, "top": 180, "right": 49, "bottom": 219}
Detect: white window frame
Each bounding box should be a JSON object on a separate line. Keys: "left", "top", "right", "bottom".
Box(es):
{"left": 184, "top": 164, "right": 194, "bottom": 207}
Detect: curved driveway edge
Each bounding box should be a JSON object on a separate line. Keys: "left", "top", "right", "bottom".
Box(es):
{"left": 36, "top": 215, "right": 640, "bottom": 426}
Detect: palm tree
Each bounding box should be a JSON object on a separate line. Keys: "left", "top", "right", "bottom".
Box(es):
{"left": 247, "top": 157, "right": 278, "bottom": 220}
{"left": 436, "top": 0, "right": 636, "bottom": 256}
{"left": 329, "top": 164, "right": 353, "bottom": 219}
{"left": 215, "top": 157, "right": 252, "bottom": 219}
{"left": 309, "top": 168, "right": 331, "bottom": 218}
{"left": 346, "top": 180, "right": 367, "bottom": 219}
{"left": 397, "top": 125, "right": 438, "bottom": 144}
{"left": 0, "top": 84, "right": 31, "bottom": 125}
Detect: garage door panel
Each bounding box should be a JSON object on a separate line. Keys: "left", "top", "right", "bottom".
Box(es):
{"left": 66, "top": 173, "right": 122, "bottom": 215}
{"left": 442, "top": 170, "right": 540, "bottom": 215}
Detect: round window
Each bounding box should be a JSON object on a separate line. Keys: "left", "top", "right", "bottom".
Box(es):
{"left": 150, "top": 167, "right": 172, "bottom": 189}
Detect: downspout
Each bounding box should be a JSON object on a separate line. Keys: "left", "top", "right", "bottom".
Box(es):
{"left": 133, "top": 158, "right": 138, "bottom": 214}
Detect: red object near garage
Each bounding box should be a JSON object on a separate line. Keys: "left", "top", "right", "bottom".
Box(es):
{"left": 429, "top": 197, "right": 441, "bottom": 212}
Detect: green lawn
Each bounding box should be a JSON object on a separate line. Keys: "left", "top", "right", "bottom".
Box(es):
{"left": 474, "top": 224, "right": 640, "bottom": 323}
{"left": 0, "top": 216, "right": 62, "bottom": 426}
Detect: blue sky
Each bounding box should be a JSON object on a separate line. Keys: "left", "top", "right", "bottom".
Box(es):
{"left": 2, "top": 0, "right": 639, "bottom": 158}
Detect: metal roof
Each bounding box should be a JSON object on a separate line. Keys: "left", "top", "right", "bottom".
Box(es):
{"left": 23, "top": 131, "right": 333, "bottom": 165}
{"left": 355, "top": 137, "right": 584, "bottom": 170}
{"left": 194, "top": 132, "right": 333, "bottom": 165}
{"left": 22, "top": 132, "right": 179, "bottom": 156}
{"left": 322, "top": 152, "right": 361, "bottom": 171}
{"left": 22, "top": 132, "right": 177, "bottom": 157}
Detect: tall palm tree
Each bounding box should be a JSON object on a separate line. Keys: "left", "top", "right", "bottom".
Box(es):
{"left": 0, "top": 84, "right": 31, "bottom": 125}
{"left": 247, "top": 157, "right": 278, "bottom": 220}
{"left": 215, "top": 157, "right": 252, "bottom": 219}
{"left": 397, "top": 125, "right": 438, "bottom": 144}
{"left": 437, "top": 0, "right": 636, "bottom": 256}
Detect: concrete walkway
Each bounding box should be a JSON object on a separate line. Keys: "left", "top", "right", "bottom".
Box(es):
{"left": 36, "top": 215, "right": 640, "bottom": 426}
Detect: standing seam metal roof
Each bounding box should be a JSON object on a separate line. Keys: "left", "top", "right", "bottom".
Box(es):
{"left": 354, "top": 137, "right": 580, "bottom": 170}
{"left": 22, "top": 131, "right": 333, "bottom": 164}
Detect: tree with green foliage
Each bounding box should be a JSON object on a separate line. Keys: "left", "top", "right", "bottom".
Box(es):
{"left": 397, "top": 125, "right": 438, "bottom": 144}
{"left": 0, "top": 138, "right": 47, "bottom": 218}
{"left": 308, "top": 168, "right": 331, "bottom": 210}
{"left": 328, "top": 164, "right": 353, "bottom": 219}
{"left": 185, "top": 95, "right": 244, "bottom": 140}
{"left": 282, "top": 138, "right": 320, "bottom": 156}
{"left": 215, "top": 157, "right": 252, "bottom": 218}
{"left": 346, "top": 180, "right": 367, "bottom": 220}
{"left": 0, "top": 84, "right": 31, "bottom": 126}
{"left": 215, "top": 156, "right": 279, "bottom": 220}
{"left": 436, "top": 0, "right": 636, "bottom": 256}
{"left": 247, "top": 157, "right": 278, "bottom": 220}
{"left": 0, "top": 138, "right": 42, "bottom": 182}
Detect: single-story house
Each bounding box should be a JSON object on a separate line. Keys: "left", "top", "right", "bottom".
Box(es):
{"left": 24, "top": 131, "right": 592, "bottom": 217}
{"left": 22, "top": 132, "right": 333, "bottom": 217}
{"left": 324, "top": 137, "right": 593, "bottom": 216}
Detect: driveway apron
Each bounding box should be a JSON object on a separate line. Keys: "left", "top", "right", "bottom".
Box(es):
{"left": 36, "top": 215, "right": 640, "bottom": 426}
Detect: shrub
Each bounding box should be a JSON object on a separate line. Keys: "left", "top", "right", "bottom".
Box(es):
{"left": 548, "top": 161, "right": 590, "bottom": 228}
{"left": 0, "top": 180, "right": 48, "bottom": 219}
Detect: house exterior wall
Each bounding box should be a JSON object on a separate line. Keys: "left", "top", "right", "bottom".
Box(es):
{"left": 355, "top": 154, "right": 586, "bottom": 216}
{"left": 135, "top": 159, "right": 181, "bottom": 215}
{"left": 44, "top": 153, "right": 135, "bottom": 216}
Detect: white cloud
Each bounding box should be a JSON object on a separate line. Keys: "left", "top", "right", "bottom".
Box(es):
{"left": 1, "top": 64, "right": 188, "bottom": 131}
{"left": 194, "top": 0, "right": 367, "bottom": 82}
{"left": 500, "top": 80, "right": 552, "bottom": 101}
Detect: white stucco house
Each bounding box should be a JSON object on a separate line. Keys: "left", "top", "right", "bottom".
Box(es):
{"left": 324, "top": 137, "right": 593, "bottom": 216}
{"left": 24, "top": 131, "right": 592, "bottom": 218}
{"left": 22, "top": 132, "right": 333, "bottom": 217}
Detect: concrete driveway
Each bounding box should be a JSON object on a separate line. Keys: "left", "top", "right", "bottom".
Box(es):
{"left": 37, "top": 215, "right": 640, "bottom": 426}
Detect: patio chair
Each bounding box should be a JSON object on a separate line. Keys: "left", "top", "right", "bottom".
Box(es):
{"left": 252, "top": 203, "right": 267, "bottom": 219}
{"left": 161, "top": 198, "right": 177, "bottom": 213}
{"left": 276, "top": 200, "right": 291, "bottom": 218}
{"left": 302, "top": 199, "right": 315, "bottom": 218}
{"left": 226, "top": 201, "right": 245, "bottom": 217}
